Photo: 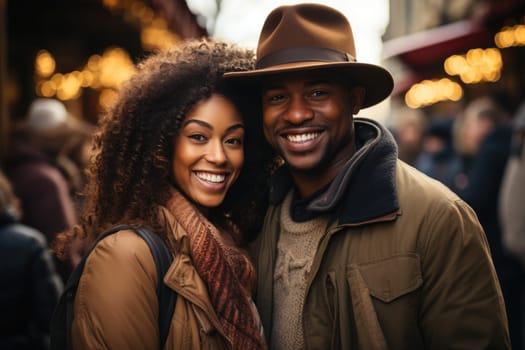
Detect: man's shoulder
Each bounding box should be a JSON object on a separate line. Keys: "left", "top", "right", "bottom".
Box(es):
{"left": 395, "top": 160, "right": 463, "bottom": 208}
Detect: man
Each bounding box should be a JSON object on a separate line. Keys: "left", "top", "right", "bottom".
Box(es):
{"left": 224, "top": 3, "right": 510, "bottom": 349}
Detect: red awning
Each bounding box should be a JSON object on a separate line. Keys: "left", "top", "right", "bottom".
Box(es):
{"left": 382, "top": 19, "right": 493, "bottom": 71}
{"left": 382, "top": 0, "right": 524, "bottom": 97}
{"left": 382, "top": 0, "right": 524, "bottom": 71}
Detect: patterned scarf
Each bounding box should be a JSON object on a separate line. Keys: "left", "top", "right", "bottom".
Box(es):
{"left": 166, "top": 190, "right": 266, "bottom": 350}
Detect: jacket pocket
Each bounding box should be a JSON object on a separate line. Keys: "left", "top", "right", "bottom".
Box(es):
{"left": 346, "top": 254, "right": 423, "bottom": 350}
{"left": 355, "top": 253, "right": 422, "bottom": 303}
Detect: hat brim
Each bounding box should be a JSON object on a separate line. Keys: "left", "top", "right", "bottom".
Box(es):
{"left": 224, "top": 61, "right": 393, "bottom": 109}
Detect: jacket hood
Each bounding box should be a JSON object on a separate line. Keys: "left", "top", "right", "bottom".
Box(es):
{"left": 269, "top": 118, "right": 399, "bottom": 224}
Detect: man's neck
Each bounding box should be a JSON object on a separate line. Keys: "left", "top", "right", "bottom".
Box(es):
{"left": 291, "top": 140, "right": 356, "bottom": 198}
{"left": 291, "top": 169, "right": 337, "bottom": 198}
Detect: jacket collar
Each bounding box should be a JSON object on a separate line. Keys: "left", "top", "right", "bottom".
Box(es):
{"left": 0, "top": 211, "right": 17, "bottom": 228}
{"left": 269, "top": 118, "right": 399, "bottom": 225}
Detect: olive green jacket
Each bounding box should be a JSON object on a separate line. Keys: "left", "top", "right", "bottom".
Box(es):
{"left": 251, "top": 118, "right": 510, "bottom": 349}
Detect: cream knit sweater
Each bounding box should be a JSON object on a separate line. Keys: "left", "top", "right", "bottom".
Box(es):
{"left": 271, "top": 191, "right": 328, "bottom": 350}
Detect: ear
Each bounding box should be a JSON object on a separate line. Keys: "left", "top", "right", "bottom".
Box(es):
{"left": 350, "top": 87, "right": 365, "bottom": 115}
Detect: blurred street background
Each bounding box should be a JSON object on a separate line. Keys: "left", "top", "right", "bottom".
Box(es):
{"left": 1, "top": 0, "right": 525, "bottom": 349}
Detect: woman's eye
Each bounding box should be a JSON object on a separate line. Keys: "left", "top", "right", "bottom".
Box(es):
{"left": 189, "top": 134, "right": 206, "bottom": 142}
{"left": 226, "top": 137, "right": 243, "bottom": 146}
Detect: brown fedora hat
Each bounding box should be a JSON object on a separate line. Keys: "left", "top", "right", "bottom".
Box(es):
{"left": 224, "top": 3, "right": 394, "bottom": 108}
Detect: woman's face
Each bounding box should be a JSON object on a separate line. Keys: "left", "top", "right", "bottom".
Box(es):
{"left": 172, "top": 93, "right": 245, "bottom": 208}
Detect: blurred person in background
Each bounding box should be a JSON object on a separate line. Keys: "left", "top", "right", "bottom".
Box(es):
{"left": 53, "top": 113, "right": 95, "bottom": 213}
{"left": 499, "top": 103, "right": 525, "bottom": 349}
{"left": 0, "top": 169, "right": 63, "bottom": 350}
{"left": 500, "top": 101, "right": 525, "bottom": 268}
{"left": 414, "top": 118, "right": 461, "bottom": 189}
{"left": 453, "top": 93, "right": 524, "bottom": 349}
{"left": 3, "top": 98, "right": 94, "bottom": 281}
{"left": 450, "top": 94, "right": 510, "bottom": 192}
{"left": 389, "top": 107, "right": 426, "bottom": 166}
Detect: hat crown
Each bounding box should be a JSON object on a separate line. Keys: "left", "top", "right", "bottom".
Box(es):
{"left": 223, "top": 3, "right": 394, "bottom": 109}
{"left": 257, "top": 3, "right": 357, "bottom": 64}
{"left": 27, "top": 98, "right": 68, "bottom": 130}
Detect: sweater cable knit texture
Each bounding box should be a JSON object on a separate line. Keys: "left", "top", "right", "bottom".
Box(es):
{"left": 271, "top": 191, "right": 328, "bottom": 350}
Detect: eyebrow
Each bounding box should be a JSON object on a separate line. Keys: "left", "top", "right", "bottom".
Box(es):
{"left": 183, "top": 119, "right": 245, "bottom": 132}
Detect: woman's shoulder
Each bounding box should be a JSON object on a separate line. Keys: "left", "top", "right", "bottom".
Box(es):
{"left": 87, "top": 229, "right": 156, "bottom": 267}
{"left": 75, "top": 229, "right": 159, "bottom": 313}
{"left": 78, "top": 229, "right": 158, "bottom": 292}
{"left": 72, "top": 229, "right": 161, "bottom": 349}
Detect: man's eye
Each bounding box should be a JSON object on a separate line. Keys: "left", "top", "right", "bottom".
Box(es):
{"left": 311, "top": 90, "right": 327, "bottom": 98}
{"left": 265, "top": 93, "right": 286, "bottom": 104}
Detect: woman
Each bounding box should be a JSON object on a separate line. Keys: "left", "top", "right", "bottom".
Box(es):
{"left": 53, "top": 39, "right": 273, "bottom": 350}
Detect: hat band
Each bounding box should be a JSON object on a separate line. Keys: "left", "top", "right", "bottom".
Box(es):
{"left": 256, "top": 47, "right": 356, "bottom": 69}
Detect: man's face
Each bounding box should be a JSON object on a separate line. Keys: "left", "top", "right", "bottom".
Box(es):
{"left": 261, "top": 71, "right": 359, "bottom": 173}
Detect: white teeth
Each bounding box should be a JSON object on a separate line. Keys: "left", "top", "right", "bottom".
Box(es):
{"left": 287, "top": 132, "right": 320, "bottom": 143}
{"left": 195, "top": 172, "right": 225, "bottom": 183}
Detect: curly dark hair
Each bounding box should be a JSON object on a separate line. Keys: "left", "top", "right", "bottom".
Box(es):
{"left": 53, "top": 39, "right": 276, "bottom": 258}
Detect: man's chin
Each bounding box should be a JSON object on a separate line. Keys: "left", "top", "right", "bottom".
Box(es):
{"left": 285, "top": 159, "right": 326, "bottom": 174}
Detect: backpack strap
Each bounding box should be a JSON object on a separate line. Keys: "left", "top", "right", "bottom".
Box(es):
{"left": 134, "top": 226, "right": 176, "bottom": 350}
{"left": 62, "top": 225, "right": 128, "bottom": 349}
{"left": 63, "top": 225, "right": 175, "bottom": 350}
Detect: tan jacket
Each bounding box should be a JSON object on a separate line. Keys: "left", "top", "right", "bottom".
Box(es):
{"left": 72, "top": 223, "right": 230, "bottom": 349}
{"left": 252, "top": 118, "right": 510, "bottom": 349}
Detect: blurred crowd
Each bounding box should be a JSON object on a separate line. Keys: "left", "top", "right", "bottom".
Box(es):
{"left": 1, "top": 98, "right": 94, "bottom": 349}
{"left": 391, "top": 91, "right": 525, "bottom": 349}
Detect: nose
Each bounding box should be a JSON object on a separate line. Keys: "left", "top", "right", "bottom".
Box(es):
{"left": 284, "top": 96, "right": 314, "bottom": 125}
{"left": 205, "top": 139, "right": 227, "bottom": 165}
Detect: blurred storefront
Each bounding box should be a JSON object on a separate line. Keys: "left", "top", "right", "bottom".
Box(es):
{"left": 0, "top": 0, "right": 206, "bottom": 162}
{"left": 382, "top": 0, "right": 525, "bottom": 118}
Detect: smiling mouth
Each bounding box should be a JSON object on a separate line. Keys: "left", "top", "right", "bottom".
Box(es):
{"left": 285, "top": 132, "right": 321, "bottom": 143}
{"left": 194, "top": 171, "right": 226, "bottom": 183}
